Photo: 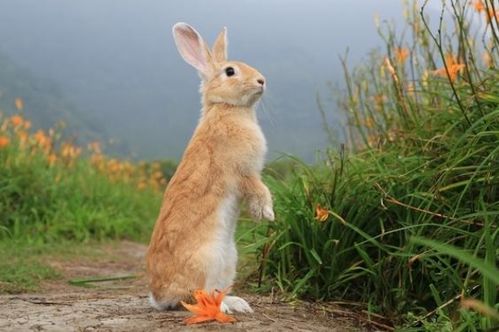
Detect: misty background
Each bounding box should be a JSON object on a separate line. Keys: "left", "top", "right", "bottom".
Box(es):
{"left": 0, "top": 0, "right": 436, "bottom": 162}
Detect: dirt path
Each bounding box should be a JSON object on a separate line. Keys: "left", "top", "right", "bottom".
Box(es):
{"left": 0, "top": 242, "right": 372, "bottom": 331}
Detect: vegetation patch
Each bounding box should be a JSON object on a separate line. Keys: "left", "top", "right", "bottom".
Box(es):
{"left": 0, "top": 243, "right": 60, "bottom": 293}
{"left": 258, "top": 1, "right": 499, "bottom": 330}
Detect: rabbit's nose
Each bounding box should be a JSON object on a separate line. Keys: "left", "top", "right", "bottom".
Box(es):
{"left": 257, "top": 78, "right": 265, "bottom": 86}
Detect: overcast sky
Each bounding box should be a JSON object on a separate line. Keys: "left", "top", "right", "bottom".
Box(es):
{"left": 0, "top": 0, "right": 441, "bottom": 161}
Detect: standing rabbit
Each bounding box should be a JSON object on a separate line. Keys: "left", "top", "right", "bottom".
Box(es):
{"left": 146, "top": 22, "right": 274, "bottom": 314}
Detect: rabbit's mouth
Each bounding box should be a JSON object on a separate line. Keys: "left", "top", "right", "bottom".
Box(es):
{"left": 243, "top": 88, "right": 264, "bottom": 106}
{"left": 250, "top": 88, "right": 264, "bottom": 102}
{"left": 250, "top": 85, "right": 265, "bottom": 96}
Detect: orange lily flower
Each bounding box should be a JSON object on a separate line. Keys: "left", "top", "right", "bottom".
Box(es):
{"left": 181, "top": 288, "right": 236, "bottom": 325}
{"left": 136, "top": 180, "right": 148, "bottom": 190}
{"left": 60, "top": 143, "right": 81, "bottom": 161}
{"left": 473, "top": 0, "right": 485, "bottom": 12}
{"left": 394, "top": 47, "right": 409, "bottom": 64}
{"left": 10, "top": 115, "right": 24, "bottom": 127}
{"left": 0, "top": 136, "right": 9, "bottom": 149}
{"left": 485, "top": 8, "right": 499, "bottom": 23}
{"left": 87, "top": 141, "right": 102, "bottom": 154}
{"left": 34, "top": 130, "right": 49, "bottom": 146}
{"left": 107, "top": 159, "right": 121, "bottom": 173}
{"left": 314, "top": 204, "right": 329, "bottom": 222}
{"left": 434, "top": 54, "right": 465, "bottom": 82}
{"left": 47, "top": 153, "right": 57, "bottom": 166}
{"left": 90, "top": 153, "right": 104, "bottom": 167}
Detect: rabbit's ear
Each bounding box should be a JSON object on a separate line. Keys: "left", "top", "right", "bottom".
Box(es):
{"left": 172, "top": 23, "right": 212, "bottom": 77}
{"left": 212, "top": 27, "right": 227, "bottom": 63}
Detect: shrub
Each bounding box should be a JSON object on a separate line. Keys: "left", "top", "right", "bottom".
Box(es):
{"left": 259, "top": 1, "right": 499, "bottom": 329}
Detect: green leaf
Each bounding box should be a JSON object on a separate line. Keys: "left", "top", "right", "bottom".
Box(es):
{"left": 411, "top": 237, "right": 499, "bottom": 285}
{"left": 309, "top": 248, "right": 323, "bottom": 265}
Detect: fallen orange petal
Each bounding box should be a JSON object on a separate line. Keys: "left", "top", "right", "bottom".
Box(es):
{"left": 180, "top": 302, "right": 205, "bottom": 316}
{"left": 215, "top": 312, "right": 237, "bottom": 323}
{"left": 193, "top": 289, "right": 214, "bottom": 307}
{"left": 213, "top": 288, "right": 227, "bottom": 306}
{"left": 185, "top": 315, "right": 214, "bottom": 325}
{"left": 182, "top": 289, "right": 236, "bottom": 325}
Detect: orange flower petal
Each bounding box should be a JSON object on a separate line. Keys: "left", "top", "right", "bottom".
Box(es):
{"left": 315, "top": 204, "right": 329, "bottom": 222}
{"left": 193, "top": 290, "right": 214, "bottom": 307}
{"left": 182, "top": 289, "right": 236, "bottom": 325}
{"left": 10, "top": 115, "right": 24, "bottom": 127}
{"left": 213, "top": 288, "right": 227, "bottom": 306}
{"left": 185, "top": 315, "right": 214, "bottom": 325}
{"left": 434, "top": 54, "right": 465, "bottom": 82}
{"left": 474, "top": 0, "right": 484, "bottom": 12}
{"left": 395, "top": 47, "right": 409, "bottom": 64}
{"left": 0, "top": 136, "right": 9, "bottom": 149}
{"left": 181, "top": 302, "right": 205, "bottom": 316}
{"left": 215, "top": 312, "right": 237, "bottom": 323}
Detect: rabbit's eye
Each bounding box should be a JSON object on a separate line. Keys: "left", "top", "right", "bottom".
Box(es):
{"left": 225, "top": 67, "right": 235, "bottom": 77}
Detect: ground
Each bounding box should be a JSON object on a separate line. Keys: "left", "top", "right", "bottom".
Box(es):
{"left": 0, "top": 242, "right": 384, "bottom": 332}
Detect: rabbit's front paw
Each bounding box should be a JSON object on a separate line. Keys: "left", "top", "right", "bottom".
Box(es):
{"left": 262, "top": 204, "right": 275, "bottom": 221}
{"left": 221, "top": 295, "right": 253, "bottom": 313}
{"left": 249, "top": 199, "right": 274, "bottom": 221}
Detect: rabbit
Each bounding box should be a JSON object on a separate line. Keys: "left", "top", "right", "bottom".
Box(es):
{"left": 146, "top": 22, "right": 274, "bottom": 314}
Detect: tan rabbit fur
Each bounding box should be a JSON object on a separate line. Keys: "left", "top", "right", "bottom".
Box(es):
{"left": 146, "top": 23, "right": 274, "bottom": 313}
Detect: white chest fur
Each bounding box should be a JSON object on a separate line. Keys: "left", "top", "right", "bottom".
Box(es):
{"left": 203, "top": 194, "right": 239, "bottom": 291}
{"left": 238, "top": 120, "right": 267, "bottom": 174}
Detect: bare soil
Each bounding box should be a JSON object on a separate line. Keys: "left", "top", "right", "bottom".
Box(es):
{"left": 0, "top": 242, "right": 377, "bottom": 332}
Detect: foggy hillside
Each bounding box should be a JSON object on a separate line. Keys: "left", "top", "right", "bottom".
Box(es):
{"left": 0, "top": 0, "right": 412, "bottom": 161}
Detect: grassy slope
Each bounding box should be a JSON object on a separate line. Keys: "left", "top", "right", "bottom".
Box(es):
{"left": 0, "top": 118, "right": 163, "bottom": 292}
{"left": 0, "top": 242, "right": 60, "bottom": 293}
{"left": 0, "top": 156, "right": 161, "bottom": 243}
{"left": 259, "top": 1, "right": 499, "bottom": 330}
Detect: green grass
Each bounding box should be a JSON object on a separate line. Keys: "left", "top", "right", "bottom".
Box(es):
{"left": 0, "top": 262, "right": 58, "bottom": 294}
{"left": 0, "top": 150, "right": 162, "bottom": 243}
{"left": 0, "top": 239, "right": 142, "bottom": 293}
{"left": 0, "top": 118, "right": 163, "bottom": 292}
{"left": 257, "top": 1, "right": 499, "bottom": 330}
{"left": 0, "top": 242, "right": 61, "bottom": 293}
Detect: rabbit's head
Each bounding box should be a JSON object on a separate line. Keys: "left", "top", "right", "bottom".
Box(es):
{"left": 173, "top": 23, "right": 265, "bottom": 108}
